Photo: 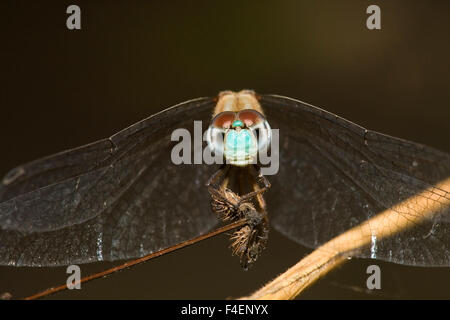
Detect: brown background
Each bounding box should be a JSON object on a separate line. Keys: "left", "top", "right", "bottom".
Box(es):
{"left": 0, "top": 1, "right": 449, "bottom": 299}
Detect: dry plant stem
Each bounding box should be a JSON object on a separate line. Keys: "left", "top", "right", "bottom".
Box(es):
{"left": 242, "top": 177, "right": 450, "bottom": 300}
{"left": 25, "top": 219, "right": 247, "bottom": 300}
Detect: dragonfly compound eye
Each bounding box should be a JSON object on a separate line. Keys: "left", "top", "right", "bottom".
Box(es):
{"left": 238, "top": 109, "right": 272, "bottom": 155}
{"left": 206, "top": 111, "right": 236, "bottom": 161}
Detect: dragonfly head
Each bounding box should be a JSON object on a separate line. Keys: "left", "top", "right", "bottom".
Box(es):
{"left": 206, "top": 109, "right": 272, "bottom": 166}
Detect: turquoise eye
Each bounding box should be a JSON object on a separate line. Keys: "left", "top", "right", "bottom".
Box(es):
{"left": 231, "top": 120, "right": 244, "bottom": 128}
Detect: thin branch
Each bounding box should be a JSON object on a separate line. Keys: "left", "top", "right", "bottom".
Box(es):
{"left": 24, "top": 219, "right": 247, "bottom": 300}
{"left": 240, "top": 177, "right": 450, "bottom": 299}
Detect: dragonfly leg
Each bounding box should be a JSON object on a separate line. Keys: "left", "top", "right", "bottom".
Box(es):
{"left": 207, "top": 165, "right": 270, "bottom": 268}
{"left": 206, "top": 165, "right": 234, "bottom": 203}
{"left": 206, "top": 165, "right": 242, "bottom": 220}
{"left": 231, "top": 207, "right": 269, "bottom": 269}
{"left": 206, "top": 165, "right": 230, "bottom": 189}
{"left": 238, "top": 165, "right": 271, "bottom": 205}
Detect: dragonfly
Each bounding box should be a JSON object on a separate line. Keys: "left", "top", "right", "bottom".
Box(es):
{"left": 0, "top": 90, "right": 449, "bottom": 297}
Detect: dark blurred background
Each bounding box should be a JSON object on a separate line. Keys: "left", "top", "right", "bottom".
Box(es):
{"left": 0, "top": 1, "right": 449, "bottom": 299}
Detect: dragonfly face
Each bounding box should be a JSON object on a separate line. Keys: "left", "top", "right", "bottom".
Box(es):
{"left": 206, "top": 91, "right": 272, "bottom": 166}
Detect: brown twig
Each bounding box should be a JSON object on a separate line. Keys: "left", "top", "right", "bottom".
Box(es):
{"left": 24, "top": 219, "right": 247, "bottom": 300}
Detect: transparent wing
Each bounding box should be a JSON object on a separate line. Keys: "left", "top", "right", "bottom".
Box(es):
{"left": 0, "top": 97, "right": 218, "bottom": 266}
{"left": 262, "top": 95, "right": 450, "bottom": 266}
